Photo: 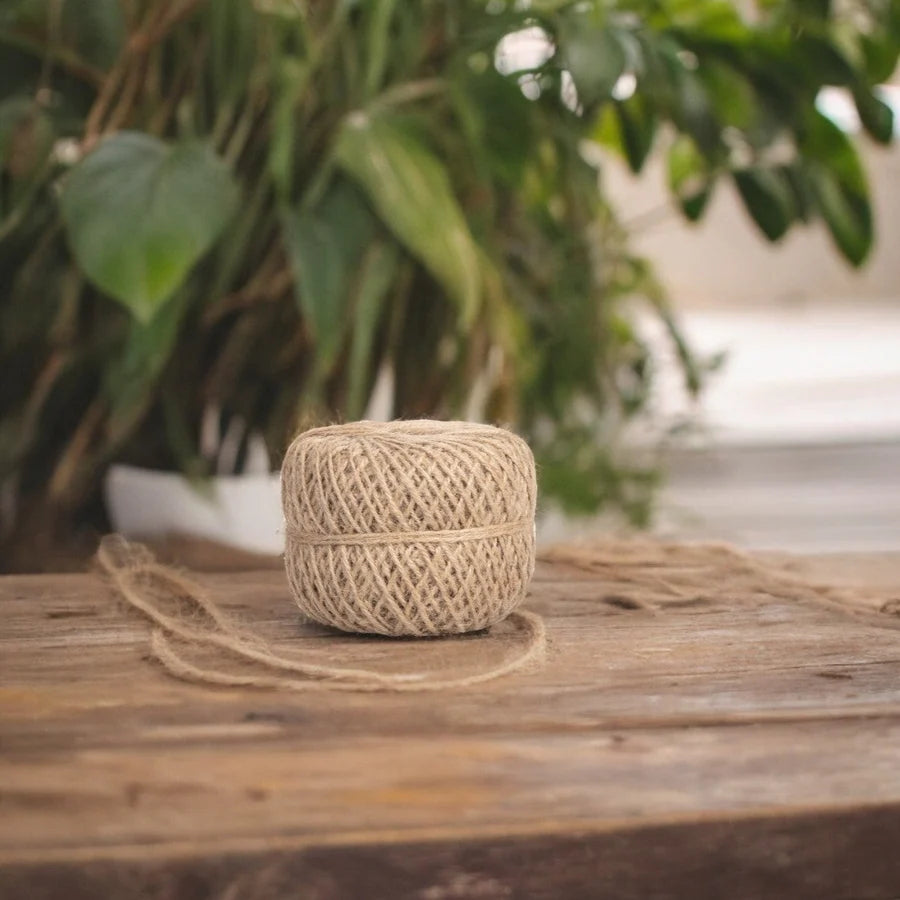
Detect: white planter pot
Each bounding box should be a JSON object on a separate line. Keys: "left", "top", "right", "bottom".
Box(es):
{"left": 104, "top": 464, "right": 284, "bottom": 555}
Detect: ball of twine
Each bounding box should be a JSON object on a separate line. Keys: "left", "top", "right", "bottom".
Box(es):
{"left": 281, "top": 420, "right": 537, "bottom": 637}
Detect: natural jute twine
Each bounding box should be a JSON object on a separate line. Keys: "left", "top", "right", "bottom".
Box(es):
{"left": 95, "top": 419, "right": 545, "bottom": 692}
{"left": 281, "top": 420, "right": 538, "bottom": 637}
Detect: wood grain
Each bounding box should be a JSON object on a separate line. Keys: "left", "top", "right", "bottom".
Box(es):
{"left": 2, "top": 549, "right": 900, "bottom": 898}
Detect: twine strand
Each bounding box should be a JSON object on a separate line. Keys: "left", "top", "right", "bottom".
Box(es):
{"left": 284, "top": 518, "right": 533, "bottom": 546}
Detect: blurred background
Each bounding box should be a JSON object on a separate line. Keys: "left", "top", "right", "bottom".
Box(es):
{"left": 1, "top": 0, "right": 898, "bottom": 570}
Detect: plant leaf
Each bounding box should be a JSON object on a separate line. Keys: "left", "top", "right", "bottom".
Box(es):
{"left": 657, "top": 39, "right": 719, "bottom": 152}
{"left": 802, "top": 108, "right": 867, "bottom": 192}
{"left": 801, "top": 109, "right": 872, "bottom": 265}
{"left": 104, "top": 290, "right": 190, "bottom": 441}
{"left": 60, "top": 132, "right": 238, "bottom": 321}
{"left": 659, "top": 0, "right": 747, "bottom": 41}
{"left": 853, "top": 86, "right": 894, "bottom": 144}
{"left": 699, "top": 60, "right": 757, "bottom": 131}
{"left": 559, "top": 19, "right": 626, "bottom": 108}
{"left": 795, "top": 35, "right": 856, "bottom": 86}
{"left": 667, "top": 134, "right": 711, "bottom": 221}
{"left": 860, "top": 33, "right": 900, "bottom": 84}
{"left": 451, "top": 66, "right": 533, "bottom": 186}
{"left": 268, "top": 58, "right": 308, "bottom": 198}
{"left": 812, "top": 168, "right": 872, "bottom": 265}
{"left": 283, "top": 180, "right": 375, "bottom": 374}
{"left": 733, "top": 167, "right": 794, "bottom": 241}
{"left": 615, "top": 94, "right": 657, "bottom": 174}
{"left": 781, "top": 162, "right": 816, "bottom": 224}
{"left": 363, "top": 0, "right": 401, "bottom": 99}
{"left": 346, "top": 241, "right": 399, "bottom": 418}
{"left": 334, "top": 112, "right": 481, "bottom": 325}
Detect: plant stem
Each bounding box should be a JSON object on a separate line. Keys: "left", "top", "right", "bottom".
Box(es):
{"left": 0, "top": 30, "right": 105, "bottom": 88}
{"left": 367, "top": 78, "right": 446, "bottom": 113}
{"left": 223, "top": 99, "right": 260, "bottom": 167}
{"left": 47, "top": 399, "right": 105, "bottom": 505}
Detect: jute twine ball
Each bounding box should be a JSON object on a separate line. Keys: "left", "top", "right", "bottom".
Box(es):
{"left": 281, "top": 420, "right": 537, "bottom": 637}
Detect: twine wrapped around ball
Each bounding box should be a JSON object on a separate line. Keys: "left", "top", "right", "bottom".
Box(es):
{"left": 281, "top": 420, "right": 537, "bottom": 636}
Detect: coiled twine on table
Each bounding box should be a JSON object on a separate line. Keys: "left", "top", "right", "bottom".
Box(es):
{"left": 281, "top": 420, "right": 537, "bottom": 636}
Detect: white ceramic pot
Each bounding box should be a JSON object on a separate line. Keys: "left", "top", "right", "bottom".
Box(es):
{"left": 104, "top": 464, "right": 284, "bottom": 554}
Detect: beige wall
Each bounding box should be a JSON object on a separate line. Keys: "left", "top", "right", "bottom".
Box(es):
{"left": 604, "top": 141, "right": 900, "bottom": 309}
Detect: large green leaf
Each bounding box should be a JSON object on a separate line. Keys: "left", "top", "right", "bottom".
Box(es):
{"left": 667, "top": 134, "right": 711, "bottom": 221}
{"left": 781, "top": 162, "right": 816, "bottom": 224}
{"left": 346, "top": 241, "right": 399, "bottom": 418}
{"left": 801, "top": 109, "right": 872, "bottom": 265}
{"left": 658, "top": 39, "right": 719, "bottom": 152}
{"left": 792, "top": 0, "right": 832, "bottom": 17}
{"left": 283, "top": 180, "right": 375, "bottom": 374}
{"left": 794, "top": 35, "right": 855, "bottom": 86}
{"left": 451, "top": 66, "right": 533, "bottom": 186}
{"left": 334, "top": 112, "right": 481, "bottom": 325}
{"left": 658, "top": 0, "right": 748, "bottom": 41}
{"left": 853, "top": 86, "right": 894, "bottom": 145}
{"left": 802, "top": 109, "right": 868, "bottom": 192}
{"left": 733, "top": 167, "right": 794, "bottom": 241}
{"left": 363, "top": 0, "right": 401, "bottom": 99}
{"left": 559, "top": 19, "right": 626, "bottom": 107}
{"left": 592, "top": 61, "right": 658, "bottom": 172}
{"left": 616, "top": 94, "right": 657, "bottom": 174}
{"left": 104, "top": 290, "right": 190, "bottom": 442}
{"left": 60, "top": 132, "right": 238, "bottom": 321}
{"left": 860, "top": 32, "right": 900, "bottom": 84}
{"left": 698, "top": 60, "right": 757, "bottom": 131}
{"left": 812, "top": 168, "right": 873, "bottom": 265}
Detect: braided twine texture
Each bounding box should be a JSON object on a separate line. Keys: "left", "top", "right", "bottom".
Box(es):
{"left": 281, "top": 420, "right": 537, "bottom": 636}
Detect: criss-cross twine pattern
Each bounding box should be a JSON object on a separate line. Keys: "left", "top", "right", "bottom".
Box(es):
{"left": 281, "top": 420, "right": 538, "bottom": 636}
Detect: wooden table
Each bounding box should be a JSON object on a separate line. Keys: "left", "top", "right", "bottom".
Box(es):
{"left": 2, "top": 544, "right": 900, "bottom": 899}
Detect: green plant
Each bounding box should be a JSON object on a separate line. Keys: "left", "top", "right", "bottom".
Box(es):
{"left": 1, "top": 0, "right": 896, "bottom": 560}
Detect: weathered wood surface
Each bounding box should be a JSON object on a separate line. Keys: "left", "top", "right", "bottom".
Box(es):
{"left": 1, "top": 546, "right": 900, "bottom": 899}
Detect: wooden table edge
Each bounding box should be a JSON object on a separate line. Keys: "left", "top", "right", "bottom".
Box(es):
{"left": 2, "top": 801, "right": 899, "bottom": 899}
